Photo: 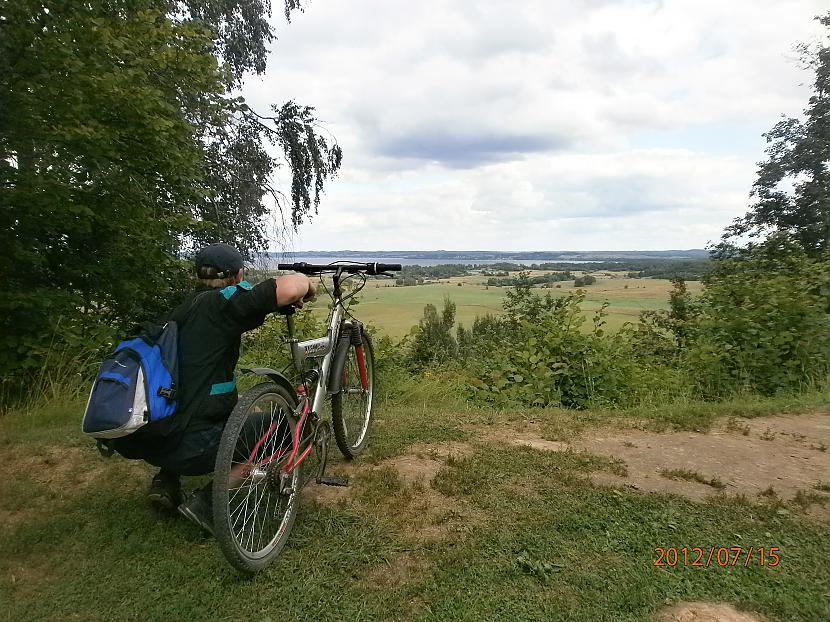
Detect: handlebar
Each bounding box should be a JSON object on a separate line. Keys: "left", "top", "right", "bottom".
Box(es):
{"left": 277, "top": 262, "right": 402, "bottom": 275}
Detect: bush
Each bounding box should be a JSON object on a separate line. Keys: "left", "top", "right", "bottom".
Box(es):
{"left": 397, "top": 238, "right": 829, "bottom": 412}
{"left": 686, "top": 239, "right": 830, "bottom": 396}
{"left": 469, "top": 292, "right": 641, "bottom": 408}
{"left": 406, "top": 296, "right": 458, "bottom": 367}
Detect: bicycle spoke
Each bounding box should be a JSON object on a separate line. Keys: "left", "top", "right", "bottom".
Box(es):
{"left": 215, "top": 383, "right": 306, "bottom": 572}
{"left": 232, "top": 481, "right": 258, "bottom": 533}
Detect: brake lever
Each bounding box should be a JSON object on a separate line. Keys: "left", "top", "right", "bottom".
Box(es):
{"left": 379, "top": 271, "right": 395, "bottom": 278}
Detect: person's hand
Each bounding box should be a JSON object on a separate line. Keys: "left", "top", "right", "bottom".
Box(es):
{"left": 303, "top": 278, "right": 317, "bottom": 303}
{"left": 275, "top": 274, "right": 316, "bottom": 308}
{"left": 293, "top": 276, "right": 316, "bottom": 308}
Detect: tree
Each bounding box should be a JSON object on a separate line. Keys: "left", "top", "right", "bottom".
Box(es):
{"left": 408, "top": 297, "right": 458, "bottom": 367}
{"left": 169, "top": 1, "right": 342, "bottom": 247}
{"left": 181, "top": 0, "right": 305, "bottom": 85}
{"left": 0, "top": 1, "right": 341, "bottom": 384}
{"left": 722, "top": 13, "right": 830, "bottom": 256}
{"left": 691, "top": 236, "right": 830, "bottom": 396}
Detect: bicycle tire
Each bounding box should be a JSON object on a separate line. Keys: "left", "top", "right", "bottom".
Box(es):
{"left": 212, "top": 382, "right": 301, "bottom": 574}
{"left": 331, "top": 331, "right": 375, "bottom": 459}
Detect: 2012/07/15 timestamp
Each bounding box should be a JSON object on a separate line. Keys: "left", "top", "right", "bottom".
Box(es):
{"left": 654, "top": 547, "right": 780, "bottom": 568}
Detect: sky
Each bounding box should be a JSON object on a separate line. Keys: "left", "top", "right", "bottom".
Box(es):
{"left": 242, "top": 0, "right": 828, "bottom": 252}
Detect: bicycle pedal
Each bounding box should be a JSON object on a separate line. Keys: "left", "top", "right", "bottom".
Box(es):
{"left": 316, "top": 476, "right": 350, "bottom": 487}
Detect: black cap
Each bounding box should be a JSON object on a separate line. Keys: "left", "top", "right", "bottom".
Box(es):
{"left": 195, "top": 243, "right": 244, "bottom": 278}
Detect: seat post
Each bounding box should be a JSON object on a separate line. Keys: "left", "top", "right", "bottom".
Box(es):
{"left": 284, "top": 309, "right": 303, "bottom": 374}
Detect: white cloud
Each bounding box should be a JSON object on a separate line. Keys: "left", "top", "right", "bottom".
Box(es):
{"left": 242, "top": 0, "right": 828, "bottom": 251}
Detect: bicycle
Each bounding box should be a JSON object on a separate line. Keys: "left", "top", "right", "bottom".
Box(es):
{"left": 211, "top": 261, "right": 401, "bottom": 574}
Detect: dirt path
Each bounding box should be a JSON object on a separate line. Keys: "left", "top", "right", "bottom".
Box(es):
{"left": 496, "top": 412, "right": 830, "bottom": 519}
{"left": 656, "top": 602, "right": 766, "bottom": 622}
{"left": 304, "top": 412, "right": 829, "bottom": 529}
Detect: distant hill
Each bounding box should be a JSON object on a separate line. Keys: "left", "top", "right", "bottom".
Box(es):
{"left": 267, "top": 249, "right": 709, "bottom": 261}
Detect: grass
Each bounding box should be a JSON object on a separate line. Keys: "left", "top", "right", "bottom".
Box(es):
{"left": 615, "top": 389, "right": 830, "bottom": 433}
{"left": 792, "top": 490, "right": 828, "bottom": 510}
{"left": 726, "top": 417, "right": 752, "bottom": 436}
{"left": 1, "top": 389, "right": 828, "bottom": 621}
{"left": 659, "top": 468, "right": 727, "bottom": 490}
{"left": 316, "top": 275, "right": 705, "bottom": 340}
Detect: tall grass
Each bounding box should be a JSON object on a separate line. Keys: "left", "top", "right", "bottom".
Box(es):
{"left": 0, "top": 345, "right": 95, "bottom": 417}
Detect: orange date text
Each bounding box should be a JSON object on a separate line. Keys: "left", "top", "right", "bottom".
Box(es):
{"left": 653, "top": 547, "right": 780, "bottom": 568}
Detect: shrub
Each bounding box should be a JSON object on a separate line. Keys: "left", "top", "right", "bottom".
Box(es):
{"left": 686, "top": 239, "right": 830, "bottom": 397}
{"left": 407, "top": 296, "right": 458, "bottom": 367}
{"left": 470, "top": 291, "right": 640, "bottom": 408}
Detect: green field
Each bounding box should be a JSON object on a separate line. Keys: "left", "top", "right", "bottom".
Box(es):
{"left": 324, "top": 274, "right": 704, "bottom": 339}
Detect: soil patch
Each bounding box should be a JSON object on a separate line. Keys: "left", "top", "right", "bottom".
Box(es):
{"left": 0, "top": 444, "right": 118, "bottom": 492}
{"left": 511, "top": 434, "right": 570, "bottom": 453}
{"left": 303, "top": 444, "right": 483, "bottom": 540}
{"left": 483, "top": 412, "right": 829, "bottom": 513}
{"left": 363, "top": 553, "right": 431, "bottom": 589}
{"left": 656, "top": 601, "right": 765, "bottom": 622}
{"left": 302, "top": 442, "right": 473, "bottom": 507}
{"left": 383, "top": 454, "right": 444, "bottom": 484}
{"left": 376, "top": 451, "right": 484, "bottom": 541}
{"left": 0, "top": 443, "right": 144, "bottom": 529}
{"left": 301, "top": 457, "right": 360, "bottom": 506}
{"left": 408, "top": 441, "right": 475, "bottom": 461}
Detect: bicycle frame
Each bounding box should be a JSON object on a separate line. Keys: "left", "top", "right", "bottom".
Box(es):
{"left": 289, "top": 298, "right": 345, "bottom": 415}
{"left": 271, "top": 270, "right": 369, "bottom": 478}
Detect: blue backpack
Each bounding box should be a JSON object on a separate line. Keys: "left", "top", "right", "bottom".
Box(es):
{"left": 82, "top": 323, "right": 181, "bottom": 439}
{"left": 81, "top": 291, "right": 209, "bottom": 440}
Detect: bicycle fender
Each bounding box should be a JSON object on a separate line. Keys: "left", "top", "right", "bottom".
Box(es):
{"left": 326, "top": 331, "right": 352, "bottom": 396}
{"left": 239, "top": 367, "right": 296, "bottom": 397}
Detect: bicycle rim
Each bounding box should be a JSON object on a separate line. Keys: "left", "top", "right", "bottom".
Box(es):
{"left": 213, "top": 383, "right": 301, "bottom": 574}
{"left": 332, "top": 333, "right": 374, "bottom": 458}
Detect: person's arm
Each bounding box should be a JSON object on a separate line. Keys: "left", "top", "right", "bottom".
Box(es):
{"left": 275, "top": 274, "right": 316, "bottom": 308}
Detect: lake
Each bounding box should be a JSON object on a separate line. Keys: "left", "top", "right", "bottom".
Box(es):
{"left": 256, "top": 255, "right": 606, "bottom": 267}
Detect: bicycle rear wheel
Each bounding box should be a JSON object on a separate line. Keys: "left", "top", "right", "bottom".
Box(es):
{"left": 332, "top": 332, "right": 375, "bottom": 459}
{"left": 213, "top": 382, "right": 301, "bottom": 574}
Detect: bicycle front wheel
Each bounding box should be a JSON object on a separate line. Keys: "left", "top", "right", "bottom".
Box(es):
{"left": 332, "top": 332, "right": 375, "bottom": 459}
{"left": 213, "top": 382, "right": 301, "bottom": 574}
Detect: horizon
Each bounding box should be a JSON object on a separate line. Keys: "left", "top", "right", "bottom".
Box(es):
{"left": 265, "top": 248, "right": 708, "bottom": 254}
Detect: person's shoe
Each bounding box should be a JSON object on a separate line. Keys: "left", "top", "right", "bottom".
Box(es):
{"left": 178, "top": 485, "right": 214, "bottom": 537}
{"left": 147, "top": 472, "right": 182, "bottom": 511}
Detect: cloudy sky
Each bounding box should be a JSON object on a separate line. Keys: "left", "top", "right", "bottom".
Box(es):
{"left": 242, "top": 0, "right": 827, "bottom": 252}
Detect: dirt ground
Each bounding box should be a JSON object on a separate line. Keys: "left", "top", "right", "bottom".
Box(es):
{"left": 656, "top": 602, "right": 766, "bottom": 622}
{"left": 0, "top": 444, "right": 146, "bottom": 530}
{"left": 514, "top": 412, "right": 829, "bottom": 512}
{"left": 305, "top": 412, "right": 829, "bottom": 526}
{"left": 299, "top": 411, "right": 829, "bottom": 616}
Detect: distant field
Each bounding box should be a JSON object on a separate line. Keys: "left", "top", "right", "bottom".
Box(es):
{"left": 313, "top": 272, "right": 704, "bottom": 339}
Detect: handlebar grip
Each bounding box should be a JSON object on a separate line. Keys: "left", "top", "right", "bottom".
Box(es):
{"left": 371, "top": 263, "right": 402, "bottom": 274}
